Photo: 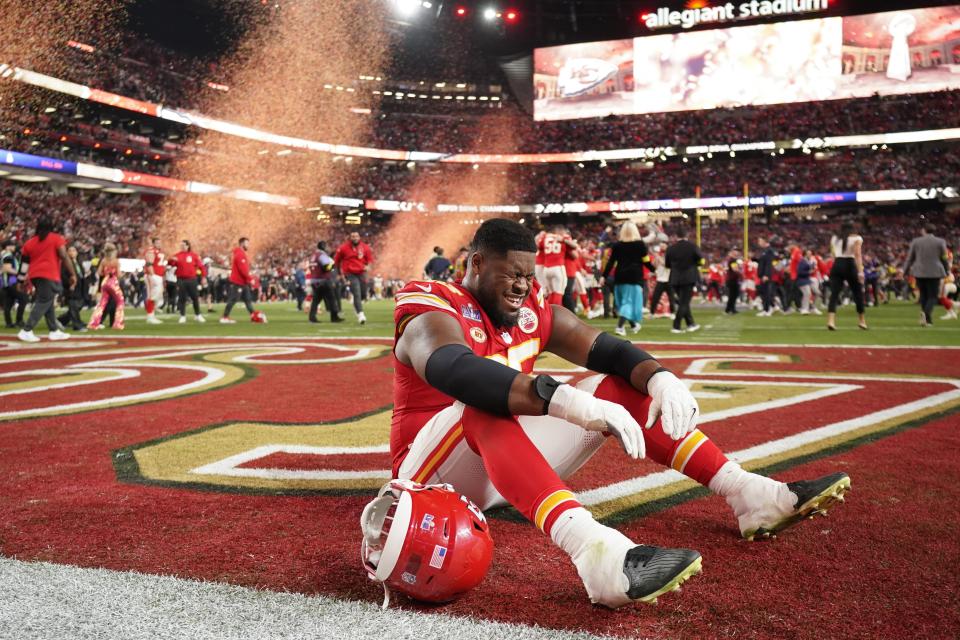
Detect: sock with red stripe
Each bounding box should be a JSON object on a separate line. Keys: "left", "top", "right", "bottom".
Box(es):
{"left": 460, "top": 406, "right": 580, "bottom": 537}
{"left": 145, "top": 300, "right": 155, "bottom": 315}
{"left": 941, "top": 297, "right": 954, "bottom": 311}
{"left": 547, "top": 292, "right": 563, "bottom": 306}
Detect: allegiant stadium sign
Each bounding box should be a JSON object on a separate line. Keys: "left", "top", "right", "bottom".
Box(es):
{"left": 643, "top": 0, "right": 829, "bottom": 30}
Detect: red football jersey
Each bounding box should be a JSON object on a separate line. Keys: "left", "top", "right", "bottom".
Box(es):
{"left": 144, "top": 247, "right": 166, "bottom": 277}
{"left": 534, "top": 231, "right": 546, "bottom": 266}
{"left": 538, "top": 233, "right": 568, "bottom": 268}
{"left": 391, "top": 279, "right": 554, "bottom": 474}
{"left": 564, "top": 244, "right": 579, "bottom": 278}
{"left": 743, "top": 260, "right": 758, "bottom": 281}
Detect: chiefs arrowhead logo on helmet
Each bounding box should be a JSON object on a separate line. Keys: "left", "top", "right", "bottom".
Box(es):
{"left": 250, "top": 310, "right": 267, "bottom": 323}
{"left": 360, "top": 479, "right": 493, "bottom": 607}
{"left": 557, "top": 58, "right": 619, "bottom": 98}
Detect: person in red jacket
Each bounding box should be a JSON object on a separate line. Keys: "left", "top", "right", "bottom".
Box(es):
{"left": 167, "top": 239, "right": 206, "bottom": 324}
{"left": 18, "top": 217, "right": 77, "bottom": 343}
{"left": 334, "top": 231, "right": 373, "bottom": 324}
{"left": 220, "top": 236, "right": 258, "bottom": 324}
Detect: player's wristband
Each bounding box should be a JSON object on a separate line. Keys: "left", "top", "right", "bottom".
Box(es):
{"left": 533, "top": 374, "right": 562, "bottom": 415}
{"left": 586, "top": 332, "right": 656, "bottom": 381}
{"left": 425, "top": 344, "right": 519, "bottom": 416}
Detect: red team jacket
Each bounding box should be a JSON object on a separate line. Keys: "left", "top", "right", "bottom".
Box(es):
{"left": 333, "top": 240, "right": 373, "bottom": 276}
{"left": 169, "top": 251, "right": 205, "bottom": 279}
{"left": 229, "top": 247, "right": 252, "bottom": 286}
{"left": 391, "top": 279, "right": 554, "bottom": 475}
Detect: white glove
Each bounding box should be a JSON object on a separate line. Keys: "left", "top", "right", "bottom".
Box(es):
{"left": 644, "top": 371, "right": 699, "bottom": 441}
{"left": 547, "top": 384, "right": 645, "bottom": 460}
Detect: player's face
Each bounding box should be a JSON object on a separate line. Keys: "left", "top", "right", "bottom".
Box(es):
{"left": 472, "top": 249, "right": 536, "bottom": 328}
{"left": 241, "top": 239, "right": 250, "bottom": 251}
{"left": 350, "top": 232, "right": 360, "bottom": 245}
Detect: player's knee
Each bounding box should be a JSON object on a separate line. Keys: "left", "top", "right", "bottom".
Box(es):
{"left": 460, "top": 405, "right": 522, "bottom": 449}
{"left": 593, "top": 375, "right": 652, "bottom": 417}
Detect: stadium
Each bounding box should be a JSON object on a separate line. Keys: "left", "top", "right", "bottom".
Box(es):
{"left": 0, "top": 0, "right": 958, "bottom": 638}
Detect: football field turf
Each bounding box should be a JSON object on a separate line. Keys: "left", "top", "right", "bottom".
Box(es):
{"left": 0, "top": 299, "right": 957, "bottom": 639}
{"left": 3, "top": 297, "right": 953, "bottom": 345}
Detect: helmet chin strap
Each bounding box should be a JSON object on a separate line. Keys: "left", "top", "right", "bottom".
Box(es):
{"left": 381, "top": 583, "right": 392, "bottom": 609}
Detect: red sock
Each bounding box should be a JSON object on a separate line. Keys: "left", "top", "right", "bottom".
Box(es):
{"left": 547, "top": 292, "right": 563, "bottom": 306}
{"left": 579, "top": 293, "right": 589, "bottom": 310}
{"left": 145, "top": 300, "right": 155, "bottom": 314}
{"left": 460, "top": 406, "right": 580, "bottom": 536}
{"left": 594, "top": 376, "right": 728, "bottom": 486}
{"left": 941, "top": 297, "right": 954, "bottom": 311}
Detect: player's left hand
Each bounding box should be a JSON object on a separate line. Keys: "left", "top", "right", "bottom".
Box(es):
{"left": 644, "top": 370, "right": 699, "bottom": 440}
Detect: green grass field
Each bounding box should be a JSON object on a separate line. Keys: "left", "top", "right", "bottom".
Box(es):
{"left": 5, "top": 299, "right": 957, "bottom": 346}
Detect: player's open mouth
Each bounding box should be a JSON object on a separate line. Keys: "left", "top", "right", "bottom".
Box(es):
{"left": 504, "top": 293, "right": 525, "bottom": 310}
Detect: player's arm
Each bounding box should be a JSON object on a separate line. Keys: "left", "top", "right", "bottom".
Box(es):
{"left": 396, "top": 310, "right": 646, "bottom": 458}
{"left": 546, "top": 304, "right": 699, "bottom": 440}
{"left": 144, "top": 249, "right": 155, "bottom": 276}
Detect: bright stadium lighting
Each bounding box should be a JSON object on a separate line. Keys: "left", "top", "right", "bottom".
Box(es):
{"left": 483, "top": 7, "right": 497, "bottom": 21}
{"left": 455, "top": 5, "right": 468, "bottom": 17}
{"left": 394, "top": 0, "right": 420, "bottom": 16}
{"left": 504, "top": 8, "right": 519, "bottom": 22}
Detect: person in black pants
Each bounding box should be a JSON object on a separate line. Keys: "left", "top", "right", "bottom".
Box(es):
{"left": 648, "top": 246, "right": 676, "bottom": 317}
{"left": 725, "top": 259, "right": 741, "bottom": 314}
{"left": 1, "top": 239, "right": 27, "bottom": 327}
{"left": 827, "top": 221, "right": 867, "bottom": 331}
{"left": 57, "top": 245, "right": 86, "bottom": 330}
{"left": 904, "top": 224, "right": 951, "bottom": 326}
{"left": 665, "top": 227, "right": 703, "bottom": 333}
{"left": 755, "top": 237, "right": 776, "bottom": 316}
{"left": 308, "top": 241, "right": 344, "bottom": 323}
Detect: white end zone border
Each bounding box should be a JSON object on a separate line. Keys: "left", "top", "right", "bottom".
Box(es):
{"left": 0, "top": 558, "right": 609, "bottom": 640}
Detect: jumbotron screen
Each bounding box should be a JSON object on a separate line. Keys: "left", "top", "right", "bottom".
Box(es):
{"left": 533, "top": 5, "right": 960, "bottom": 121}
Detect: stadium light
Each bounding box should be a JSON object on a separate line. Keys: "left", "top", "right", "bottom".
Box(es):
{"left": 394, "top": 0, "right": 420, "bottom": 16}
{"left": 454, "top": 5, "right": 468, "bottom": 17}
{"left": 483, "top": 7, "right": 497, "bottom": 21}
{"left": 504, "top": 8, "right": 519, "bottom": 22}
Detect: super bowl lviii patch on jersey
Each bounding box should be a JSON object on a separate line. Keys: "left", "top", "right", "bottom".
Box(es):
{"left": 460, "top": 304, "right": 482, "bottom": 322}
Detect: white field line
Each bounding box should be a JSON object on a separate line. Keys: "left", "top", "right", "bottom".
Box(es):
{"left": 0, "top": 367, "right": 140, "bottom": 397}
{"left": 191, "top": 444, "right": 391, "bottom": 482}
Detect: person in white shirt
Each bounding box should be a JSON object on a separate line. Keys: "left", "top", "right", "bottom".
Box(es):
{"left": 826, "top": 221, "right": 867, "bottom": 331}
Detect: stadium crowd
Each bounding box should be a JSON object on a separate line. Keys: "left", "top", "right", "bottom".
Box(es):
{"left": 1, "top": 176, "right": 957, "bottom": 336}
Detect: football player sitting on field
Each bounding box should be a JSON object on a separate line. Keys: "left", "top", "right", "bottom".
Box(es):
{"left": 374, "top": 218, "right": 850, "bottom": 608}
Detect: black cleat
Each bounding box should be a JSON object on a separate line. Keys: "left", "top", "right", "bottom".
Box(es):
{"left": 747, "top": 472, "right": 851, "bottom": 541}
{"left": 623, "top": 545, "right": 702, "bottom": 604}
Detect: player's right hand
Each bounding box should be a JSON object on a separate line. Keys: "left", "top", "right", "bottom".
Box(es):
{"left": 547, "top": 384, "right": 645, "bottom": 459}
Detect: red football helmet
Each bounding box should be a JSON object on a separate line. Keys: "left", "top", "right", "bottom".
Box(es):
{"left": 360, "top": 479, "right": 493, "bottom": 607}
{"left": 250, "top": 310, "right": 267, "bottom": 323}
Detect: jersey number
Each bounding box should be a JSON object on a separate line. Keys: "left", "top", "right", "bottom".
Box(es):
{"left": 486, "top": 339, "right": 540, "bottom": 372}
{"left": 543, "top": 236, "right": 563, "bottom": 255}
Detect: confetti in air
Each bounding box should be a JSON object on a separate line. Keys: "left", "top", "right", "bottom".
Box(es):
{"left": 155, "top": 0, "right": 392, "bottom": 268}
{"left": 376, "top": 110, "right": 522, "bottom": 280}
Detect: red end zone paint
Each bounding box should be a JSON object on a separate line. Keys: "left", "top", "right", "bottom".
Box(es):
{"left": 0, "top": 337, "right": 957, "bottom": 638}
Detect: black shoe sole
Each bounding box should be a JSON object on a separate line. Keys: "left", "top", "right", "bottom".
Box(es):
{"left": 624, "top": 546, "right": 703, "bottom": 604}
